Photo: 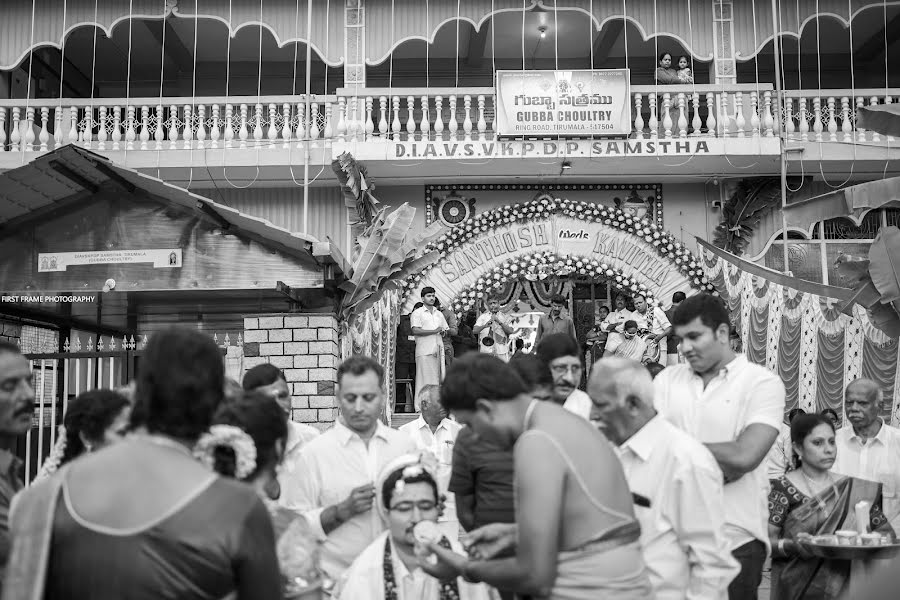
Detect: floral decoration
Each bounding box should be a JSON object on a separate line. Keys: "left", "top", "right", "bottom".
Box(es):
{"left": 399, "top": 196, "right": 714, "bottom": 308}
{"left": 193, "top": 424, "right": 258, "bottom": 480}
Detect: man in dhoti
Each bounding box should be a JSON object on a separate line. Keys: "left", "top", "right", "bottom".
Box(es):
{"left": 473, "top": 294, "right": 515, "bottom": 362}
{"left": 411, "top": 286, "right": 449, "bottom": 410}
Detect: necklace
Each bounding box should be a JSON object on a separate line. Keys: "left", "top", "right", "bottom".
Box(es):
{"left": 800, "top": 469, "right": 837, "bottom": 513}
{"left": 523, "top": 399, "right": 539, "bottom": 430}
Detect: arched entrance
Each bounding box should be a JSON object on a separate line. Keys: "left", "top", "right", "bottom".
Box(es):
{"left": 401, "top": 194, "right": 715, "bottom": 318}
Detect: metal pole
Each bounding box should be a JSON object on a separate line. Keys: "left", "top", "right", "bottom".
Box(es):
{"left": 303, "top": 0, "right": 313, "bottom": 234}
{"left": 772, "top": 0, "right": 790, "bottom": 273}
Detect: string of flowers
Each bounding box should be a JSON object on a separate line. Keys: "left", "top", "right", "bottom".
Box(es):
{"left": 400, "top": 196, "right": 714, "bottom": 302}
{"left": 450, "top": 250, "right": 659, "bottom": 315}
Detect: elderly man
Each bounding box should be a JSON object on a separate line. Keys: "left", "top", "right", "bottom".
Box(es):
{"left": 589, "top": 357, "right": 738, "bottom": 599}
{"left": 282, "top": 356, "right": 417, "bottom": 582}
{"left": 534, "top": 333, "right": 592, "bottom": 420}
{"left": 832, "top": 378, "right": 900, "bottom": 530}
{"left": 0, "top": 341, "right": 32, "bottom": 583}
{"left": 399, "top": 385, "right": 462, "bottom": 540}
{"left": 654, "top": 294, "right": 785, "bottom": 600}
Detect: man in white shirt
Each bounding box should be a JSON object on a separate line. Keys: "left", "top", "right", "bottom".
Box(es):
{"left": 589, "top": 357, "right": 739, "bottom": 600}
{"left": 534, "top": 332, "right": 592, "bottom": 420}
{"left": 653, "top": 293, "right": 785, "bottom": 600}
{"left": 282, "top": 355, "right": 417, "bottom": 581}
{"left": 601, "top": 294, "right": 636, "bottom": 355}
{"left": 411, "top": 286, "right": 450, "bottom": 409}
{"left": 473, "top": 295, "right": 515, "bottom": 362}
{"left": 633, "top": 293, "right": 672, "bottom": 362}
{"left": 241, "top": 363, "right": 320, "bottom": 502}
{"left": 832, "top": 378, "right": 900, "bottom": 530}
{"left": 399, "top": 385, "right": 462, "bottom": 540}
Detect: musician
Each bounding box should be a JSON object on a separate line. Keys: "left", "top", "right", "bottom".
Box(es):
{"left": 632, "top": 293, "right": 671, "bottom": 363}
{"left": 473, "top": 295, "right": 515, "bottom": 362}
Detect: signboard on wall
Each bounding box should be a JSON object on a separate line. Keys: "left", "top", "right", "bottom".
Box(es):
{"left": 494, "top": 69, "right": 632, "bottom": 137}
{"left": 38, "top": 249, "right": 182, "bottom": 272}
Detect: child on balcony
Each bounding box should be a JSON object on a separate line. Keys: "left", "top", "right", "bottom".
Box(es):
{"left": 676, "top": 55, "right": 694, "bottom": 83}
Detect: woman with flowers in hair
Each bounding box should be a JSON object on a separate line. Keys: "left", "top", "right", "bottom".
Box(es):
{"left": 334, "top": 453, "right": 495, "bottom": 600}
{"left": 206, "top": 392, "right": 324, "bottom": 599}
{"left": 36, "top": 389, "right": 131, "bottom": 480}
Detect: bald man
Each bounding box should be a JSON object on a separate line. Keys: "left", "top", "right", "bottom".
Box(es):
{"left": 589, "top": 358, "right": 738, "bottom": 600}
{"left": 832, "top": 378, "right": 900, "bottom": 530}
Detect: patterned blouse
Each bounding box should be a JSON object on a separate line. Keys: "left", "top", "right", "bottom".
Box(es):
{"left": 768, "top": 475, "right": 889, "bottom": 530}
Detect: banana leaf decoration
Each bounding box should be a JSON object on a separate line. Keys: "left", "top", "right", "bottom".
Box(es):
{"left": 712, "top": 177, "right": 784, "bottom": 256}
{"left": 332, "top": 151, "right": 383, "bottom": 261}
{"left": 834, "top": 226, "right": 900, "bottom": 338}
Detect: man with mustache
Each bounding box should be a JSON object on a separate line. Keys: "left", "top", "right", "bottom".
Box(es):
{"left": 832, "top": 378, "right": 900, "bottom": 531}
{"left": 534, "top": 333, "right": 592, "bottom": 421}
{"left": 0, "top": 341, "right": 33, "bottom": 583}
{"left": 534, "top": 294, "right": 577, "bottom": 347}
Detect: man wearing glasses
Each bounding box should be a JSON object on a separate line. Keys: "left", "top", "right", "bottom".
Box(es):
{"left": 534, "top": 333, "right": 592, "bottom": 421}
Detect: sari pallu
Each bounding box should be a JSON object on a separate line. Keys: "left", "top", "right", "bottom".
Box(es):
{"left": 771, "top": 476, "right": 893, "bottom": 600}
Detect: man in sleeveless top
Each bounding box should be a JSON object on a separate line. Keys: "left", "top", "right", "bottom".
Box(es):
{"left": 0, "top": 341, "right": 31, "bottom": 584}
{"left": 653, "top": 294, "right": 785, "bottom": 600}
{"left": 590, "top": 357, "right": 739, "bottom": 599}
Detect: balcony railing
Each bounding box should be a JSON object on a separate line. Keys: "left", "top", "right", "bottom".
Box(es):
{"left": 1, "top": 86, "right": 897, "bottom": 154}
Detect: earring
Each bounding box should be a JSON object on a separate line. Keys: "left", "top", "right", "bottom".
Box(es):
{"left": 85, "top": 443, "right": 93, "bottom": 453}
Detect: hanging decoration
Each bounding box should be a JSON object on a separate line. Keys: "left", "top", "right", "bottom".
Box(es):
{"left": 332, "top": 152, "right": 384, "bottom": 261}
{"left": 712, "top": 177, "right": 784, "bottom": 256}
{"left": 449, "top": 250, "right": 656, "bottom": 316}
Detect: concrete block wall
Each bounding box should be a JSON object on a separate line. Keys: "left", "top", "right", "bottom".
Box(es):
{"left": 243, "top": 313, "right": 340, "bottom": 431}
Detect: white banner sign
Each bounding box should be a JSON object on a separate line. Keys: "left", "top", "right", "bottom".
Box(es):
{"left": 38, "top": 249, "right": 183, "bottom": 272}
{"left": 495, "top": 69, "right": 631, "bottom": 136}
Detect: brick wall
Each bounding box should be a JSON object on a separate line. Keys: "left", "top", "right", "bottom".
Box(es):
{"left": 0, "top": 320, "right": 21, "bottom": 345}
{"left": 242, "top": 314, "right": 340, "bottom": 431}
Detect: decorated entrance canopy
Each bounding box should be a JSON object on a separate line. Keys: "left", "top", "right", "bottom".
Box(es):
{"left": 400, "top": 194, "right": 712, "bottom": 314}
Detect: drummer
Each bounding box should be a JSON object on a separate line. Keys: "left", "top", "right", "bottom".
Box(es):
{"left": 767, "top": 413, "right": 893, "bottom": 599}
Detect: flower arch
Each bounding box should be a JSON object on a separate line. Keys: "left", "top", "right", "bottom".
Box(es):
{"left": 399, "top": 195, "right": 715, "bottom": 315}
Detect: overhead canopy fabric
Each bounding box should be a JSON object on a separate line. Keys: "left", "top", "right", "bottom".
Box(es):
{"left": 782, "top": 176, "right": 900, "bottom": 229}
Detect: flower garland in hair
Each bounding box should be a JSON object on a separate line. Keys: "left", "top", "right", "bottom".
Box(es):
{"left": 193, "top": 425, "right": 258, "bottom": 479}
{"left": 35, "top": 425, "right": 68, "bottom": 481}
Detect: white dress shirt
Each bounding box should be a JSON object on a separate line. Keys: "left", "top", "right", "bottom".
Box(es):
{"left": 277, "top": 420, "right": 321, "bottom": 508}
{"left": 398, "top": 416, "right": 462, "bottom": 523}
{"left": 410, "top": 306, "right": 448, "bottom": 357}
{"left": 833, "top": 420, "right": 900, "bottom": 529}
{"left": 653, "top": 355, "right": 786, "bottom": 551}
{"left": 475, "top": 311, "right": 511, "bottom": 360}
{"left": 335, "top": 531, "right": 494, "bottom": 600}
{"left": 634, "top": 305, "right": 672, "bottom": 336}
{"left": 617, "top": 415, "right": 739, "bottom": 600}
{"left": 563, "top": 389, "right": 593, "bottom": 421}
{"left": 602, "top": 308, "right": 636, "bottom": 354}
{"left": 281, "top": 419, "right": 417, "bottom": 579}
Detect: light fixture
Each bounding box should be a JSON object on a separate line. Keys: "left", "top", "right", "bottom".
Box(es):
{"left": 538, "top": 25, "right": 547, "bottom": 38}
{"left": 561, "top": 160, "right": 572, "bottom": 170}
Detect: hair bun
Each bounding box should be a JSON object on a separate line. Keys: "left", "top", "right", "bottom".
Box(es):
{"left": 212, "top": 444, "right": 237, "bottom": 478}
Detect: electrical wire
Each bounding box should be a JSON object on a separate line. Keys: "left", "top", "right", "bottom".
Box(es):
{"left": 222, "top": 0, "right": 261, "bottom": 189}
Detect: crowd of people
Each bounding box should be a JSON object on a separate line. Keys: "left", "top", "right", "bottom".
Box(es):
{"left": 0, "top": 292, "right": 899, "bottom": 598}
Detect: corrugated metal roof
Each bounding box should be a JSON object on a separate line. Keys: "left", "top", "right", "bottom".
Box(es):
{"left": 0, "top": 145, "right": 321, "bottom": 267}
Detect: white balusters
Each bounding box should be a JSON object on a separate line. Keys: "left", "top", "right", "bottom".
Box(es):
{"left": 296, "top": 101, "right": 306, "bottom": 146}
{"left": 54, "top": 107, "right": 64, "bottom": 148}
{"left": 463, "top": 95, "right": 473, "bottom": 141}
{"left": 762, "top": 91, "right": 774, "bottom": 137}
{"left": 168, "top": 105, "right": 180, "bottom": 149}
{"left": 365, "top": 97, "right": 375, "bottom": 140}
{"left": 321, "top": 102, "right": 332, "bottom": 141}
{"left": 691, "top": 93, "right": 702, "bottom": 136}
{"left": 266, "top": 104, "right": 277, "bottom": 147}
{"left": 733, "top": 93, "right": 745, "bottom": 137}
{"left": 391, "top": 96, "right": 401, "bottom": 140}
{"left": 648, "top": 93, "right": 658, "bottom": 138}
{"left": 39, "top": 106, "right": 50, "bottom": 151}
{"left": 448, "top": 95, "right": 459, "bottom": 140}
{"left": 252, "top": 104, "right": 264, "bottom": 144}
{"left": 24, "top": 106, "right": 36, "bottom": 150}
{"left": 208, "top": 104, "right": 220, "bottom": 148}
{"left": 337, "top": 97, "right": 347, "bottom": 140}
{"left": 676, "top": 93, "right": 688, "bottom": 137}
{"left": 840, "top": 97, "right": 852, "bottom": 140}
{"left": 749, "top": 92, "right": 760, "bottom": 137}
{"left": 310, "top": 103, "right": 321, "bottom": 142}
{"left": 661, "top": 93, "right": 673, "bottom": 138}
{"left": 783, "top": 97, "right": 795, "bottom": 140}
{"left": 633, "top": 93, "right": 644, "bottom": 137}
{"left": 96, "top": 106, "right": 108, "bottom": 149}
{"left": 224, "top": 104, "right": 235, "bottom": 147}
{"left": 182, "top": 105, "right": 194, "bottom": 149}
{"left": 826, "top": 97, "right": 838, "bottom": 141}
{"left": 0, "top": 108, "right": 6, "bottom": 151}
{"left": 870, "top": 97, "right": 881, "bottom": 142}
{"left": 378, "top": 96, "right": 388, "bottom": 138}
{"left": 154, "top": 105, "right": 165, "bottom": 149}
{"left": 704, "top": 93, "right": 716, "bottom": 137}
{"left": 477, "top": 95, "right": 487, "bottom": 141}
{"left": 433, "top": 96, "right": 444, "bottom": 140}
{"left": 239, "top": 104, "right": 250, "bottom": 147}
{"left": 196, "top": 104, "right": 207, "bottom": 148}
{"left": 68, "top": 106, "right": 79, "bottom": 145}
{"left": 140, "top": 105, "right": 150, "bottom": 149}
{"left": 885, "top": 96, "right": 895, "bottom": 141}
{"left": 812, "top": 97, "right": 823, "bottom": 141}
{"left": 111, "top": 106, "right": 122, "bottom": 150}
{"left": 797, "top": 98, "right": 809, "bottom": 141}
{"left": 10, "top": 107, "right": 21, "bottom": 151}
{"left": 418, "top": 96, "right": 429, "bottom": 140}
{"left": 280, "top": 103, "right": 291, "bottom": 148}
{"left": 405, "top": 96, "right": 416, "bottom": 140}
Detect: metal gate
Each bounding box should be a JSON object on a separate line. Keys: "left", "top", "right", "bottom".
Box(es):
{"left": 21, "top": 335, "right": 146, "bottom": 485}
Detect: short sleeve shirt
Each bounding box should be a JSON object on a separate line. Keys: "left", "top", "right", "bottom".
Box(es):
{"left": 449, "top": 428, "right": 515, "bottom": 528}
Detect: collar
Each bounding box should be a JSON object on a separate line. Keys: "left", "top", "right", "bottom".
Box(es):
{"left": 691, "top": 353, "right": 745, "bottom": 381}
{"left": 619, "top": 414, "right": 664, "bottom": 462}
{"left": 0, "top": 447, "right": 22, "bottom": 476}
{"left": 389, "top": 536, "right": 421, "bottom": 582}
{"left": 414, "top": 416, "right": 454, "bottom": 433}
{"left": 334, "top": 418, "right": 390, "bottom": 446}
{"left": 848, "top": 419, "right": 889, "bottom": 444}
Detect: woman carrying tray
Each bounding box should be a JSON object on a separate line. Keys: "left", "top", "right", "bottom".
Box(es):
{"left": 767, "top": 413, "right": 894, "bottom": 599}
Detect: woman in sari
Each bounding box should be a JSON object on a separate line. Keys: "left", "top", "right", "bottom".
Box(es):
{"left": 334, "top": 453, "right": 494, "bottom": 600}
{"left": 210, "top": 393, "right": 324, "bottom": 599}
{"left": 421, "top": 353, "right": 653, "bottom": 600}
{"left": 768, "top": 413, "right": 893, "bottom": 599}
